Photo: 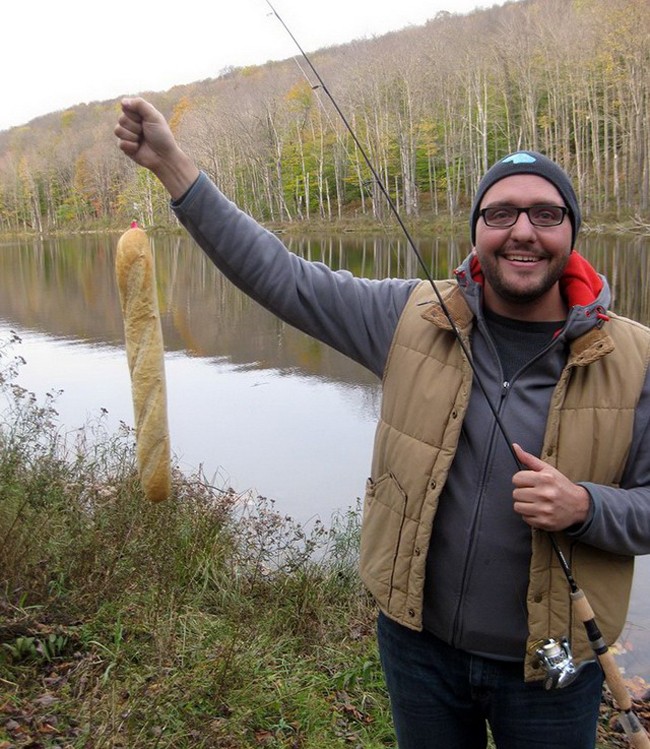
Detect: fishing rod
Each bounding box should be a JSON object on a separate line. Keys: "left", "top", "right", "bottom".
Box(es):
{"left": 265, "top": 2, "right": 650, "bottom": 746}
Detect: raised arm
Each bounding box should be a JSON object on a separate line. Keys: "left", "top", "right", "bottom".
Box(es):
{"left": 114, "top": 98, "right": 418, "bottom": 377}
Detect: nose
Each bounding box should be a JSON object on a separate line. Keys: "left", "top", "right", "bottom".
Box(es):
{"left": 509, "top": 209, "right": 536, "bottom": 239}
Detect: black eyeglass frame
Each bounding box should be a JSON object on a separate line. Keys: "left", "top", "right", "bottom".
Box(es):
{"left": 479, "top": 204, "right": 568, "bottom": 229}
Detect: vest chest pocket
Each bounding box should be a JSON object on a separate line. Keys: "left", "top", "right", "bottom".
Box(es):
{"left": 359, "top": 471, "right": 408, "bottom": 608}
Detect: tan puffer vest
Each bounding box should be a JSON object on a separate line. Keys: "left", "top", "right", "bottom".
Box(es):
{"left": 359, "top": 280, "right": 650, "bottom": 680}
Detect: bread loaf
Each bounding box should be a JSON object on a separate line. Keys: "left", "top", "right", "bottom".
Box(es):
{"left": 115, "top": 226, "right": 171, "bottom": 502}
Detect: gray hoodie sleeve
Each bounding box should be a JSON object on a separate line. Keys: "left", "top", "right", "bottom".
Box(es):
{"left": 171, "top": 172, "right": 419, "bottom": 378}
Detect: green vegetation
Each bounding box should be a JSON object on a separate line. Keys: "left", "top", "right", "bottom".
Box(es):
{"left": 0, "top": 336, "right": 392, "bottom": 747}
{"left": 0, "top": 333, "right": 645, "bottom": 748}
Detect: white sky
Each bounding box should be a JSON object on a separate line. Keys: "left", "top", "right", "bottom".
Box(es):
{"left": 1, "top": 0, "right": 501, "bottom": 133}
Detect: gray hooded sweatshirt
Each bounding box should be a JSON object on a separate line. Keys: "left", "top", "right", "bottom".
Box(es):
{"left": 172, "top": 171, "right": 650, "bottom": 659}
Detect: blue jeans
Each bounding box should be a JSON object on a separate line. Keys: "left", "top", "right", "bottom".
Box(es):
{"left": 377, "top": 613, "right": 604, "bottom": 749}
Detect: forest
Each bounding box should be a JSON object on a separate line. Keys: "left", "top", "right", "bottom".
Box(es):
{"left": 0, "top": 0, "right": 648, "bottom": 234}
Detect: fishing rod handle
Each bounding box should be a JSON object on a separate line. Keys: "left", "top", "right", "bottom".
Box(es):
{"left": 571, "top": 590, "right": 650, "bottom": 747}
{"left": 571, "top": 590, "right": 632, "bottom": 707}
{"left": 619, "top": 713, "right": 650, "bottom": 749}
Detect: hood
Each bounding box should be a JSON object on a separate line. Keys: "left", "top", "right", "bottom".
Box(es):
{"left": 453, "top": 251, "right": 611, "bottom": 336}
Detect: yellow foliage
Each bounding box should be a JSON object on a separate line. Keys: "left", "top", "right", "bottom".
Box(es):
{"left": 60, "top": 110, "right": 76, "bottom": 129}
{"left": 169, "top": 96, "right": 192, "bottom": 135}
{"left": 285, "top": 80, "right": 314, "bottom": 112}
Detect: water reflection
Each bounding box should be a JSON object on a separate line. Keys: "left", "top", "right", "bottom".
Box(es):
{"left": 1, "top": 231, "right": 649, "bottom": 352}
{"left": 0, "top": 230, "right": 648, "bottom": 678}
{"left": 1, "top": 230, "right": 650, "bottom": 504}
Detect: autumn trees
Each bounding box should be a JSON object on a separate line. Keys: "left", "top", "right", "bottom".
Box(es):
{"left": 0, "top": 0, "right": 648, "bottom": 235}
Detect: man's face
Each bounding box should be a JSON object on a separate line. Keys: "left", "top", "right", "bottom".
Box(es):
{"left": 473, "top": 174, "right": 573, "bottom": 320}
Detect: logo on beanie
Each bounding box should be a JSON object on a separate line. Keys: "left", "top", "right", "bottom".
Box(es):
{"left": 502, "top": 153, "right": 536, "bottom": 165}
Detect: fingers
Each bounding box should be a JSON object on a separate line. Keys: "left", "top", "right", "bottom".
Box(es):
{"left": 512, "top": 443, "right": 555, "bottom": 527}
{"left": 114, "top": 98, "right": 165, "bottom": 165}
{"left": 114, "top": 126, "right": 141, "bottom": 160}
{"left": 114, "top": 97, "right": 164, "bottom": 140}
{"left": 114, "top": 121, "right": 140, "bottom": 146}
{"left": 510, "top": 444, "right": 591, "bottom": 531}
{"left": 114, "top": 98, "right": 145, "bottom": 137}
{"left": 114, "top": 116, "right": 141, "bottom": 157}
{"left": 512, "top": 442, "right": 545, "bottom": 471}
{"left": 119, "top": 96, "right": 158, "bottom": 122}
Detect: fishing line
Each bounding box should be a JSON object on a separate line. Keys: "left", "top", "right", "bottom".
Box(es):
{"left": 265, "top": 2, "right": 650, "bottom": 744}
{"left": 265, "top": 1, "right": 522, "bottom": 472}
{"left": 283, "top": 40, "right": 418, "bottom": 278}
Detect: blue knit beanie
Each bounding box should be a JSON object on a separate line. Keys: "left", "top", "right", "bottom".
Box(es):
{"left": 470, "top": 151, "right": 581, "bottom": 247}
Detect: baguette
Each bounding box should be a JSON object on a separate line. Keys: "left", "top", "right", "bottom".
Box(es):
{"left": 115, "top": 226, "right": 171, "bottom": 502}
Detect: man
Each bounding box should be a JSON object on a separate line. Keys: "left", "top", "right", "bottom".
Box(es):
{"left": 115, "top": 98, "right": 650, "bottom": 748}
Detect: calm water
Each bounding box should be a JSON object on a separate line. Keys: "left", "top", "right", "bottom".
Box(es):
{"left": 0, "top": 229, "right": 648, "bottom": 679}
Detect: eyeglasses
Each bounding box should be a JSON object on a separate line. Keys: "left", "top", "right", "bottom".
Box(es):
{"left": 479, "top": 204, "right": 568, "bottom": 229}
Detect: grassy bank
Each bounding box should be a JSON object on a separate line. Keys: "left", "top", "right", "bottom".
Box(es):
{"left": 0, "top": 336, "right": 646, "bottom": 748}
{"left": 0, "top": 336, "right": 391, "bottom": 748}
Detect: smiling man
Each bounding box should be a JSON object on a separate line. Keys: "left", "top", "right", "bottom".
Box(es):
{"left": 470, "top": 154, "right": 578, "bottom": 319}
{"left": 115, "top": 99, "right": 650, "bottom": 749}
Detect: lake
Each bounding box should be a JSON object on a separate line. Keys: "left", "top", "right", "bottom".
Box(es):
{"left": 0, "top": 229, "right": 648, "bottom": 680}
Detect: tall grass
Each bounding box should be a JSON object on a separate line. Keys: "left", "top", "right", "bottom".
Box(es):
{"left": 0, "top": 335, "right": 393, "bottom": 748}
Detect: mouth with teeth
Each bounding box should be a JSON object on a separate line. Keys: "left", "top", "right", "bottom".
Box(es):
{"left": 502, "top": 253, "right": 546, "bottom": 264}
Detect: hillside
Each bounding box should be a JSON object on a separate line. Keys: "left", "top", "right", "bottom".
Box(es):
{"left": 0, "top": 0, "right": 648, "bottom": 234}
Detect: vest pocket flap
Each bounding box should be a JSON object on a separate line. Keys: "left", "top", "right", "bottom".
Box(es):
{"left": 359, "top": 471, "right": 408, "bottom": 605}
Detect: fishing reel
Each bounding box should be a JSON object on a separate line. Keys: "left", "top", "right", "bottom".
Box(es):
{"left": 534, "top": 637, "right": 579, "bottom": 690}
